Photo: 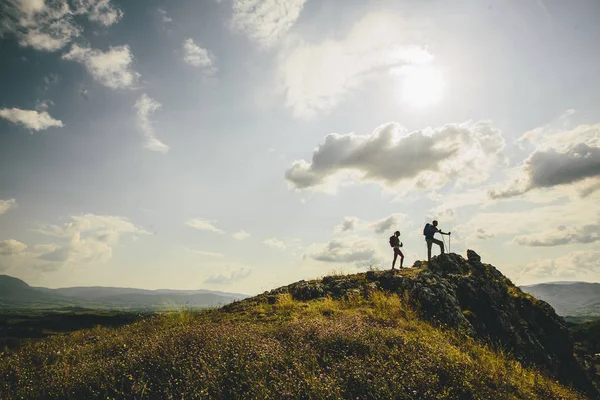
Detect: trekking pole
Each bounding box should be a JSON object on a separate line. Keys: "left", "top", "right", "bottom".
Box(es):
{"left": 449, "top": 233, "right": 451, "bottom": 253}
{"left": 442, "top": 235, "right": 446, "bottom": 252}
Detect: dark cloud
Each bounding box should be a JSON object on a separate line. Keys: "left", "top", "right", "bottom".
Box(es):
{"left": 490, "top": 143, "right": 600, "bottom": 199}
{"left": 310, "top": 237, "right": 380, "bottom": 266}
{"left": 286, "top": 121, "right": 505, "bottom": 191}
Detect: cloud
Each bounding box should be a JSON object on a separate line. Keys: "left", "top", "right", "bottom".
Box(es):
{"left": 264, "top": 238, "right": 286, "bottom": 250}
{"left": 277, "top": 12, "right": 434, "bottom": 118}
{"left": 514, "top": 223, "right": 600, "bottom": 247}
{"left": 491, "top": 123, "right": 600, "bottom": 199}
{"left": 134, "top": 94, "right": 169, "bottom": 153}
{"left": 285, "top": 121, "right": 505, "bottom": 193}
{"left": 186, "top": 248, "right": 225, "bottom": 258}
{"left": 157, "top": 8, "right": 172, "bottom": 24}
{"left": 475, "top": 229, "right": 494, "bottom": 240}
{"left": 0, "top": 108, "right": 63, "bottom": 131}
{"left": 204, "top": 267, "right": 251, "bottom": 284}
{"left": 0, "top": 240, "right": 27, "bottom": 255}
{"left": 232, "top": 229, "right": 250, "bottom": 240}
{"left": 230, "top": 0, "right": 306, "bottom": 48}
{"left": 34, "top": 214, "right": 147, "bottom": 268}
{"left": 72, "top": 0, "right": 123, "bottom": 26}
{"left": 0, "top": 198, "right": 17, "bottom": 215}
{"left": 308, "top": 236, "right": 381, "bottom": 267}
{"left": 517, "top": 250, "right": 600, "bottom": 283}
{"left": 371, "top": 214, "right": 405, "bottom": 234}
{"left": 0, "top": 0, "right": 122, "bottom": 51}
{"left": 62, "top": 44, "right": 140, "bottom": 89}
{"left": 186, "top": 218, "right": 225, "bottom": 234}
{"left": 334, "top": 214, "right": 407, "bottom": 235}
{"left": 335, "top": 217, "right": 356, "bottom": 233}
{"left": 182, "top": 38, "right": 216, "bottom": 74}
{"left": 426, "top": 208, "right": 457, "bottom": 223}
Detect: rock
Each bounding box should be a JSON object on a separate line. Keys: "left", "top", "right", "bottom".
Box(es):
{"left": 224, "top": 251, "right": 599, "bottom": 398}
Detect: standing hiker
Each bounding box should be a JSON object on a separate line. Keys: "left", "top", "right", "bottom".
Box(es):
{"left": 423, "top": 220, "right": 450, "bottom": 263}
{"left": 389, "top": 231, "right": 404, "bottom": 270}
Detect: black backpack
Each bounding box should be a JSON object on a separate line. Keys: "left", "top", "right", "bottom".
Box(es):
{"left": 389, "top": 235, "right": 398, "bottom": 247}
{"left": 423, "top": 223, "right": 432, "bottom": 236}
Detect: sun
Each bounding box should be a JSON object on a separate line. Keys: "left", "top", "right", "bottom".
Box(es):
{"left": 398, "top": 66, "right": 444, "bottom": 107}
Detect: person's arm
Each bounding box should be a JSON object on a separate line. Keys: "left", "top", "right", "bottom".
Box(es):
{"left": 438, "top": 228, "right": 451, "bottom": 235}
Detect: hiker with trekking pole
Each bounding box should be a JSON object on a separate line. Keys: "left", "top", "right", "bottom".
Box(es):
{"left": 423, "top": 220, "right": 451, "bottom": 263}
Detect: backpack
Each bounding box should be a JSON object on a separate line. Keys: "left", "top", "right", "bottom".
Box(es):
{"left": 423, "top": 223, "right": 432, "bottom": 236}
{"left": 389, "top": 235, "right": 398, "bottom": 248}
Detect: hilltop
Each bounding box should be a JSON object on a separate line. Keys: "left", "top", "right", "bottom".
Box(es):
{"left": 0, "top": 251, "right": 598, "bottom": 399}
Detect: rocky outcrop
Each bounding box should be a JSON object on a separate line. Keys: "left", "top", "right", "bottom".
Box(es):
{"left": 224, "top": 250, "right": 599, "bottom": 398}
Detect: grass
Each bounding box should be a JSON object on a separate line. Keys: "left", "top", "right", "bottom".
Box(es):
{"left": 0, "top": 291, "right": 588, "bottom": 399}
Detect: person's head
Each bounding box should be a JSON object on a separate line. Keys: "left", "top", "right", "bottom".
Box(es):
{"left": 432, "top": 220, "right": 438, "bottom": 227}
{"left": 394, "top": 231, "right": 400, "bottom": 237}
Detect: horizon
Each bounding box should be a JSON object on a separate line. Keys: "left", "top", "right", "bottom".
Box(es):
{"left": 1, "top": 0, "right": 599, "bottom": 295}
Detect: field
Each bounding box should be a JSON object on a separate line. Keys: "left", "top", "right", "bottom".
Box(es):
{"left": 0, "top": 309, "right": 148, "bottom": 350}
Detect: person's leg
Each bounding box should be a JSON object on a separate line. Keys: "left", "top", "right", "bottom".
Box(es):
{"left": 399, "top": 250, "right": 404, "bottom": 268}
{"left": 432, "top": 238, "right": 444, "bottom": 254}
{"left": 426, "top": 240, "right": 432, "bottom": 262}
{"left": 392, "top": 248, "right": 399, "bottom": 269}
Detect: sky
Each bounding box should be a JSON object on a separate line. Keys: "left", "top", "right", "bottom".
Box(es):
{"left": 1, "top": 0, "right": 599, "bottom": 295}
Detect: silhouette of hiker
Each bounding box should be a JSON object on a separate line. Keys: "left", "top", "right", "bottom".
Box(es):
{"left": 423, "top": 220, "right": 450, "bottom": 263}
{"left": 389, "top": 230, "right": 404, "bottom": 270}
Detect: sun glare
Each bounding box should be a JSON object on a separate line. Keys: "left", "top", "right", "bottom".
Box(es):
{"left": 399, "top": 66, "right": 444, "bottom": 107}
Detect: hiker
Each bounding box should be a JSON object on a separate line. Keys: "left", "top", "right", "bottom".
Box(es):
{"left": 389, "top": 231, "right": 404, "bottom": 270}
{"left": 423, "top": 220, "right": 450, "bottom": 262}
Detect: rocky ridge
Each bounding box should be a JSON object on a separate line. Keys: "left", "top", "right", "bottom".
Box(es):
{"left": 224, "top": 250, "right": 599, "bottom": 398}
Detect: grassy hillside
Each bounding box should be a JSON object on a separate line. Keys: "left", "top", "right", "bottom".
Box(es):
{"left": 0, "top": 289, "right": 588, "bottom": 399}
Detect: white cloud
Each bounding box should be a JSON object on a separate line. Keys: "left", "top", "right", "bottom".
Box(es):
{"left": 186, "top": 218, "right": 225, "bottom": 234}
{"left": 0, "top": 108, "right": 63, "bottom": 131}
{"left": 232, "top": 229, "right": 250, "bottom": 240}
{"left": 517, "top": 250, "right": 600, "bottom": 284}
{"left": 0, "top": 240, "right": 27, "bottom": 255}
{"left": 513, "top": 223, "right": 600, "bottom": 247}
{"left": 204, "top": 267, "right": 251, "bottom": 284}
{"left": 307, "top": 235, "right": 382, "bottom": 268}
{"left": 134, "top": 94, "right": 169, "bottom": 153}
{"left": 182, "top": 38, "right": 216, "bottom": 74}
{"left": 157, "top": 8, "right": 172, "bottom": 23}
{"left": 73, "top": 0, "right": 123, "bottom": 26}
{"left": 186, "top": 248, "right": 225, "bottom": 258}
{"left": 34, "top": 214, "right": 147, "bottom": 269}
{"left": 286, "top": 121, "right": 505, "bottom": 193}
{"left": 264, "top": 238, "right": 286, "bottom": 249}
{"left": 230, "top": 0, "right": 306, "bottom": 48}
{"left": 62, "top": 44, "right": 140, "bottom": 89}
{"left": 456, "top": 198, "right": 600, "bottom": 246}
{"left": 0, "top": 198, "right": 17, "bottom": 215}
{"left": 491, "top": 122, "right": 600, "bottom": 199}
{"left": 1, "top": 0, "right": 122, "bottom": 51}
{"left": 277, "top": 12, "right": 434, "bottom": 118}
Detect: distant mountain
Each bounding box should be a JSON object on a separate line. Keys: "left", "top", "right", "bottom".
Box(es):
{"left": 520, "top": 282, "right": 600, "bottom": 317}
{"left": 0, "top": 275, "right": 248, "bottom": 310}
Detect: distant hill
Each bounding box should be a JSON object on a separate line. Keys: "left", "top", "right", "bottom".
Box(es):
{"left": 0, "top": 275, "right": 248, "bottom": 310}
{"left": 520, "top": 282, "right": 600, "bottom": 317}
